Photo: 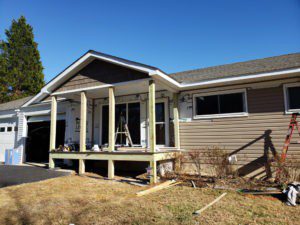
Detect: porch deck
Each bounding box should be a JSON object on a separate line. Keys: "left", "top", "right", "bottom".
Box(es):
{"left": 50, "top": 148, "right": 181, "bottom": 162}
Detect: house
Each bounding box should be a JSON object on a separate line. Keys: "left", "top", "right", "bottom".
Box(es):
{"left": 0, "top": 51, "right": 299, "bottom": 183}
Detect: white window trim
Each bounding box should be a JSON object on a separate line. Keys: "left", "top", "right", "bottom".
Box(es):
{"left": 193, "top": 88, "right": 248, "bottom": 119}
{"left": 283, "top": 82, "right": 300, "bottom": 114}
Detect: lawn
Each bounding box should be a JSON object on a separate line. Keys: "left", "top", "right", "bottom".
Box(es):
{"left": 0, "top": 175, "right": 298, "bottom": 225}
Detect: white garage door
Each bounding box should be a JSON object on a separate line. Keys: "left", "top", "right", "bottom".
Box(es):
{"left": 0, "top": 118, "right": 17, "bottom": 162}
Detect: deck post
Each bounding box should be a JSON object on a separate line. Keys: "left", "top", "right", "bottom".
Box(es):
{"left": 149, "top": 80, "right": 157, "bottom": 183}
{"left": 173, "top": 93, "right": 180, "bottom": 149}
{"left": 108, "top": 87, "right": 115, "bottom": 179}
{"left": 49, "top": 96, "right": 57, "bottom": 168}
{"left": 108, "top": 160, "right": 115, "bottom": 179}
{"left": 79, "top": 91, "right": 87, "bottom": 174}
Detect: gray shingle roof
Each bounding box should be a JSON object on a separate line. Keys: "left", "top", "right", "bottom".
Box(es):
{"left": 170, "top": 53, "right": 300, "bottom": 84}
{"left": 0, "top": 96, "right": 33, "bottom": 112}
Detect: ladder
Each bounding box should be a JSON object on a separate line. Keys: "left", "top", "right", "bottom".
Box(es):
{"left": 280, "top": 113, "right": 300, "bottom": 162}
{"left": 115, "top": 114, "right": 133, "bottom": 147}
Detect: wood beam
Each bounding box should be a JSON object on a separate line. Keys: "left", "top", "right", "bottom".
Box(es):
{"left": 149, "top": 80, "right": 156, "bottom": 152}
{"left": 79, "top": 159, "right": 85, "bottom": 174}
{"left": 150, "top": 160, "right": 157, "bottom": 184}
{"left": 108, "top": 87, "right": 115, "bottom": 151}
{"left": 49, "top": 96, "right": 57, "bottom": 151}
{"left": 173, "top": 93, "right": 180, "bottom": 149}
{"left": 49, "top": 96, "right": 57, "bottom": 168}
{"left": 108, "top": 159, "right": 115, "bottom": 179}
{"left": 80, "top": 91, "right": 87, "bottom": 152}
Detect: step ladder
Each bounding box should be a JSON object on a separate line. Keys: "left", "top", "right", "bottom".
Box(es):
{"left": 280, "top": 113, "right": 300, "bottom": 162}
{"left": 115, "top": 114, "right": 133, "bottom": 147}
{"left": 276, "top": 113, "right": 300, "bottom": 179}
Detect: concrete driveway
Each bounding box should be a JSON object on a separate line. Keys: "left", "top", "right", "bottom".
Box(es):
{"left": 0, "top": 165, "right": 71, "bottom": 188}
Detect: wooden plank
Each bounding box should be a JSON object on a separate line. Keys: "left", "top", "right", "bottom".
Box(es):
{"left": 149, "top": 80, "right": 156, "bottom": 153}
{"left": 80, "top": 91, "right": 87, "bottom": 152}
{"left": 173, "top": 93, "right": 180, "bottom": 148}
{"left": 136, "top": 180, "right": 177, "bottom": 196}
{"left": 108, "top": 87, "right": 115, "bottom": 151}
{"left": 193, "top": 193, "right": 227, "bottom": 215}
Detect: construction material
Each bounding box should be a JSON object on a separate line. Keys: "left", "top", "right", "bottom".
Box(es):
{"left": 193, "top": 193, "right": 227, "bottom": 215}
{"left": 240, "top": 191, "right": 282, "bottom": 195}
{"left": 283, "top": 182, "right": 300, "bottom": 206}
{"left": 191, "top": 180, "right": 196, "bottom": 188}
{"left": 136, "top": 180, "right": 177, "bottom": 197}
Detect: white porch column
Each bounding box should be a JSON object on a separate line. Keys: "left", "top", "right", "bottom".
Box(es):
{"left": 173, "top": 93, "right": 180, "bottom": 149}
{"left": 49, "top": 96, "right": 57, "bottom": 168}
{"left": 108, "top": 87, "right": 115, "bottom": 179}
{"left": 149, "top": 80, "right": 157, "bottom": 184}
{"left": 79, "top": 91, "right": 87, "bottom": 174}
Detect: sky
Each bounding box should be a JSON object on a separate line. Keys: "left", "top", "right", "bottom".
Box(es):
{"left": 0, "top": 0, "right": 299, "bottom": 82}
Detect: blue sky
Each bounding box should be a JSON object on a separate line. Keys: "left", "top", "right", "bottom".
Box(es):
{"left": 0, "top": 0, "right": 299, "bottom": 82}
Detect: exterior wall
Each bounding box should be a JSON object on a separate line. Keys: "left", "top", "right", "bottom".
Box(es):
{"left": 178, "top": 77, "right": 300, "bottom": 178}
{"left": 53, "top": 59, "right": 149, "bottom": 94}
{"left": 0, "top": 117, "right": 17, "bottom": 162}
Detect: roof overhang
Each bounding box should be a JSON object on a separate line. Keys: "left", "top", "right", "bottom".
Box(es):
{"left": 178, "top": 67, "right": 300, "bottom": 90}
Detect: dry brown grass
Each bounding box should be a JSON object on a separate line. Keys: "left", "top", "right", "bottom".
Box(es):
{"left": 0, "top": 175, "right": 298, "bottom": 225}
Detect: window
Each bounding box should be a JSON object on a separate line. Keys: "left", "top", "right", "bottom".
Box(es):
{"left": 193, "top": 90, "right": 247, "bottom": 118}
{"left": 14, "top": 126, "right": 18, "bottom": 131}
{"left": 7, "top": 127, "right": 12, "bottom": 132}
{"left": 284, "top": 84, "right": 300, "bottom": 112}
{"left": 0, "top": 127, "right": 5, "bottom": 132}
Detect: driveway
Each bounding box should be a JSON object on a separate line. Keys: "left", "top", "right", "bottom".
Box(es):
{"left": 0, "top": 165, "right": 71, "bottom": 188}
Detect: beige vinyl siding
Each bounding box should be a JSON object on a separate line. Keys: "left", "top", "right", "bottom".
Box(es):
{"left": 179, "top": 85, "right": 300, "bottom": 176}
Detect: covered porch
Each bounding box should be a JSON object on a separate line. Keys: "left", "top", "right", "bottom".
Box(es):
{"left": 47, "top": 53, "right": 182, "bottom": 183}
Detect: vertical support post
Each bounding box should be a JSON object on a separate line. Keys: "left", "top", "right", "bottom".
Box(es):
{"left": 108, "top": 87, "right": 115, "bottom": 151}
{"left": 150, "top": 160, "right": 157, "bottom": 184}
{"left": 49, "top": 96, "right": 57, "bottom": 169}
{"left": 79, "top": 91, "right": 87, "bottom": 175}
{"left": 108, "top": 160, "right": 115, "bottom": 179}
{"left": 149, "top": 80, "right": 156, "bottom": 152}
{"left": 173, "top": 93, "right": 180, "bottom": 149}
{"left": 149, "top": 80, "right": 157, "bottom": 184}
{"left": 79, "top": 159, "right": 85, "bottom": 175}
{"left": 80, "top": 91, "right": 87, "bottom": 152}
{"left": 108, "top": 87, "right": 115, "bottom": 179}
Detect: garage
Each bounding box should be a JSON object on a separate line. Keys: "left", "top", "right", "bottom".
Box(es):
{"left": 25, "top": 115, "right": 66, "bottom": 163}
{"left": 0, "top": 118, "right": 17, "bottom": 162}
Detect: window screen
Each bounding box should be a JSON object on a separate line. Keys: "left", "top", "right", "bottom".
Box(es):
{"left": 7, "top": 127, "right": 12, "bottom": 132}
{"left": 195, "top": 92, "right": 245, "bottom": 116}
{"left": 287, "top": 86, "right": 300, "bottom": 110}
{"left": 0, "top": 127, "right": 5, "bottom": 132}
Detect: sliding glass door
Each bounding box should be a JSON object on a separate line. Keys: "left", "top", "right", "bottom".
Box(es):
{"left": 102, "top": 102, "right": 141, "bottom": 146}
